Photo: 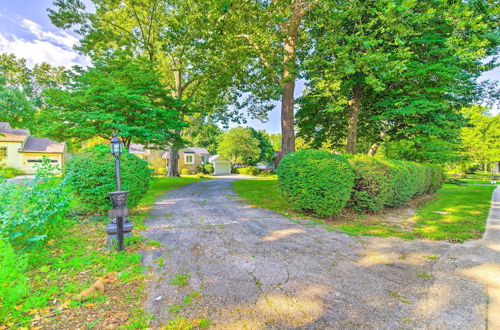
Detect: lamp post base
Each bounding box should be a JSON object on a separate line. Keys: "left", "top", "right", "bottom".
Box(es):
{"left": 105, "top": 218, "right": 133, "bottom": 250}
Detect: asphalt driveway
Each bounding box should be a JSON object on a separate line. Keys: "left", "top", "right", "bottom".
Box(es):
{"left": 142, "top": 177, "right": 500, "bottom": 329}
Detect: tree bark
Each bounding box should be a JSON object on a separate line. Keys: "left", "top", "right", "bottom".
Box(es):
{"left": 166, "top": 70, "right": 183, "bottom": 177}
{"left": 280, "top": 0, "right": 308, "bottom": 156}
{"left": 367, "top": 131, "right": 387, "bottom": 156}
{"left": 346, "top": 86, "right": 363, "bottom": 154}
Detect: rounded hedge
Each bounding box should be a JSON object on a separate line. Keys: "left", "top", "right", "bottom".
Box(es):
{"left": 278, "top": 149, "right": 355, "bottom": 217}
{"left": 348, "top": 155, "right": 392, "bottom": 213}
{"left": 63, "top": 144, "right": 151, "bottom": 214}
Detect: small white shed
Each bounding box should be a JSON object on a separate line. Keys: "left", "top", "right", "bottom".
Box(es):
{"left": 209, "top": 155, "right": 231, "bottom": 175}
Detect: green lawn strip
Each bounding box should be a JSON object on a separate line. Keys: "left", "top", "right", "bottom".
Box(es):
{"left": 232, "top": 179, "right": 496, "bottom": 242}
{"left": 137, "top": 176, "right": 207, "bottom": 208}
{"left": 132, "top": 176, "right": 207, "bottom": 229}
{"left": 4, "top": 177, "right": 203, "bottom": 328}
{"left": 411, "top": 184, "right": 496, "bottom": 241}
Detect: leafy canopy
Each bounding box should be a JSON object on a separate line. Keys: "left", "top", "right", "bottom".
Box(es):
{"left": 42, "top": 53, "right": 186, "bottom": 147}
{"left": 217, "top": 127, "right": 260, "bottom": 165}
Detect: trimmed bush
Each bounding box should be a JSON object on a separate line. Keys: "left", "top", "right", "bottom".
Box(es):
{"left": 348, "top": 155, "right": 392, "bottom": 212}
{"left": 278, "top": 149, "right": 355, "bottom": 216}
{"left": 63, "top": 144, "right": 151, "bottom": 213}
{"left": 237, "top": 166, "right": 260, "bottom": 176}
{"left": 180, "top": 168, "right": 191, "bottom": 175}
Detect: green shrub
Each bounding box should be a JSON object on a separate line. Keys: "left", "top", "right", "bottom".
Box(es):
{"left": 0, "top": 237, "right": 28, "bottom": 320}
{"left": 0, "top": 160, "right": 71, "bottom": 248}
{"left": 202, "top": 163, "right": 214, "bottom": 174}
{"left": 0, "top": 166, "right": 24, "bottom": 179}
{"left": 157, "top": 167, "right": 166, "bottom": 176}
{"left": 63, "top": 144, "right": 151, "bottom": 214}
{"left": 237, "top": 166, "right": 260, "bottom": 176}
{"left": 348, "top": 155, "right": 392, "bottom": 213}
{"left": 429, "top": 165, "right": 446, "bottom": 193}
{"left": 180, "top": 168, "right": 191, "bottom": 175}
{"left": 278, "top": 150, "right": 355, "bottom": 217}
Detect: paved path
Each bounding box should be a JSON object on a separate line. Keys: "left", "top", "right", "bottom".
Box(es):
{"left": 142, "top": 178, "right": 500, "bottom": 329}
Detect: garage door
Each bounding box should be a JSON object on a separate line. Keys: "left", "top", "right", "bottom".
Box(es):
{"left": 214, "top": 161, "right": 231, "bottom": 175}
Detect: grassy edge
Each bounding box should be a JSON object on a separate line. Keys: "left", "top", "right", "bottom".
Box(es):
{"left": 232, "top": 178, "right": 497, "bottom": 242}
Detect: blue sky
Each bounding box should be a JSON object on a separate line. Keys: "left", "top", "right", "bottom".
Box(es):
{"left": 0, "top": 0, "right": 498, "bottom": 133}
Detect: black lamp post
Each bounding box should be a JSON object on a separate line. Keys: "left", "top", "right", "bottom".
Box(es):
{"left": 106, "top": 132, "right": 131, "bottom": 251}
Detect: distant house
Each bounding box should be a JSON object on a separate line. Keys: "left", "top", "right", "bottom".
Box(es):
{"left": 160, "top": 147, "right": 210, "bottom": 174}
{"left": 0, "top": 122, "right": 67, "bottom": 174}
{"left": 209, "top": 155, "right": 231, "bottom": 175}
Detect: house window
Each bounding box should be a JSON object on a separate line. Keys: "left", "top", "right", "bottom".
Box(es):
{"left": 201, "top": 156, "right": 208, "bottom": 164}
{"left": 184, "top": 154, "right": 194, "bottom": 164}
{"left": 0, "top": 147, "right": 6, "bottom": 160}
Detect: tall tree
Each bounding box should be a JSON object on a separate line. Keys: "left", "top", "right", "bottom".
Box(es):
{"left": 297, "top": 0, "right": 498, "bottom": 156}
{"left": 229, "top": 0, "right": 316, "bottom": 156}
{"left": 460, "top": 105, "right": 500, "bottom": 169}
{"left": 217, "top": 127, "right": 260, "bottom": 165}
{"left": 42, "top": 54, "right": 185, "bottom": 148}
{"left": 0, "top": 75, "right": 34, "bottom": 127}
{"left": 49, "top": 0, "right": 244, "bottom": 176}
{"left": 182, "top": 115, "right": 222, "bottom": 154}
{"left": 249, "top": 128, "right": 276, "bottom": 164}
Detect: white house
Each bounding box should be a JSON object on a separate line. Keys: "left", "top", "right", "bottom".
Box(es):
{"left": 209, "top": 155, "right": 231, "bottom": 175}
{"left": 0, "top": 122, "right": 67, "bottom": 174}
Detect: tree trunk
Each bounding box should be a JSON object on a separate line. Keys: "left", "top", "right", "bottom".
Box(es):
{"left": 167, "top": 145, "right": 180, "bottom": 177}
{"left": 367, "top": 131, "right": 387, "bottom": 156}
{"left": 280, "top": 0, "right": 307, "bottom": 156}
{"left": 461, "top": 163, "right": 467, "bottom": 179}
{"left": 346, "top": 86, "right": 363, "bottom": 154}
{"left": 281, "top": 77, "right": 295, "bottom": 155}
{"left": 167, "top": 70, "right": 183, "bottom": 177}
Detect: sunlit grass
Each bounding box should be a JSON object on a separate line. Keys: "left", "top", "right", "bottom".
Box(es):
{"left": 233, "top": 178, "right": 496, "bottom": 242}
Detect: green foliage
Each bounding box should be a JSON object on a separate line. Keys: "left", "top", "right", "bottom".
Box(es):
{"left": 377, "top": 159, "right": 445, "bottom": 208}
{"left": 201, "top": 163, "right": 214, "bottom": 174}
{"left": 297, "top": 0, "right": 497, "bottom": 156}
{"left": 278, "top": 150, "right": 355, "bottom": 216}
{"left": 460, "top": 106, "right": 500, "bottom": 167}
{"left": 182, "top": 117, "right": 222, "bottom": 155}
{"left": 236, "top": 166, "right": 260, "bottom": 176}
{"left": 0, "top": 237, "right": 28, "bottom": 320}
{"left": 0, "top": 166, "right": 24, "bottom": 179}
{"left": 63, "top": 144, "right": 151, "bottom": 214}
{"left": 180, "top": 168, "right": 191, "bottom": 176}
{"left": 0, "top": 74, "right": 34, "bottom": 127}
{"left": 249, "top": 128, "right": 276, "bottom": 164}
{"left": 348, "top": 155, "right": 392, "bottom": 213}
{"left": 42, "top": 53, "right": 186, "bottom": 148}
{"left": 0, "top": 160, "right": 71, "bottom": 248}
{"left": 217, "top": 127, "right": 261, "bottom": 165}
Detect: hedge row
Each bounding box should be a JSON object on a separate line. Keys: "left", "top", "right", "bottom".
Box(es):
{"left": 277, "top": 150, "right": 445, "bottom": 217}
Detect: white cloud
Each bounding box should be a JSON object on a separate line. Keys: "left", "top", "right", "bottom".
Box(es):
{"left": 21, "top": 18, "right": 78, "bottom": 49}
{"left": 0, "top": 17, "right": 88, "bottom": 68}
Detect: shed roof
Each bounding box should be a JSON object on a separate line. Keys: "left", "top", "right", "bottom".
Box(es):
{"left": 21, "top": 137, "right": 65, "bottom": 153}
{"left": 0, "top": 122, "right": 29, "bottom": 142}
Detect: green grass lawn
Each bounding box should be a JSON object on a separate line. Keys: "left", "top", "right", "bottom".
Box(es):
{"left": 138, "top": 176, "right": 207, "bottom": 208}
{"left": 3, "top": 176, "right": 203, "bottom": 328}
{"left": 232, "top": 178, "right": 496, "bottom": 242}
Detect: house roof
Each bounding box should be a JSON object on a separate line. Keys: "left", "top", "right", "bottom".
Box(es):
{"left": 209, "top": 155, "right": 230, "bottom": 163}
{"left": 21, "top": 136, "right": 65, "bottom": 153}
{"left": 128, "top": 143, "right": 150, "bottom": 155}
{"left": 187, "top": 147, "right": 209, "bottom": 155}
{"left": 161, "top": 147, "right": 209, "bottom": 159}
{"left": 0, "top": 122, "right": 30, "bottom": 142}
